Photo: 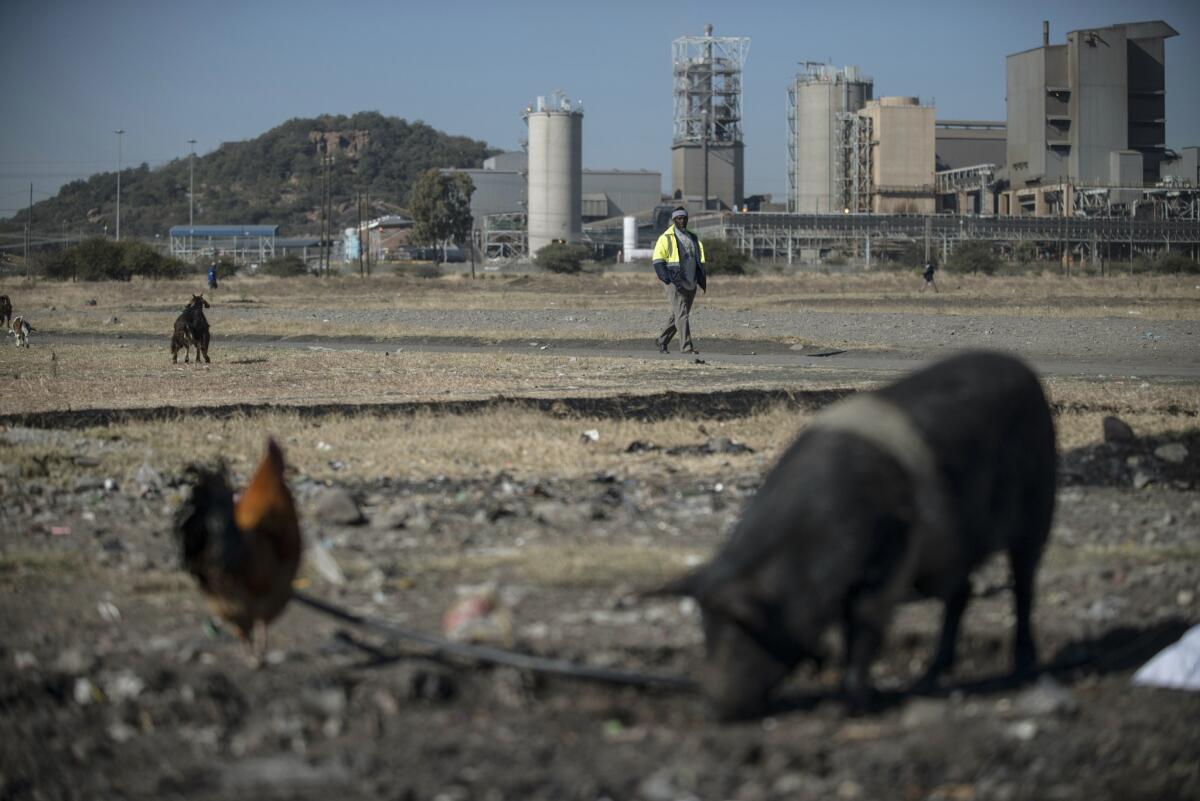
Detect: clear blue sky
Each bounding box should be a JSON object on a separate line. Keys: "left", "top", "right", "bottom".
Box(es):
{"left": 2, "top": 0, "right": 1198, "bottom": 219}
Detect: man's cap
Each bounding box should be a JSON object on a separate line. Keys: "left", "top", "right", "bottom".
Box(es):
{"left": 671, "top": 208, "right": 688, "bottom": 220}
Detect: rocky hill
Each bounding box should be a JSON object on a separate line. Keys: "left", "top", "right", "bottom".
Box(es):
{"left": 2, "top": 112, "right": 496, "bottom": 238}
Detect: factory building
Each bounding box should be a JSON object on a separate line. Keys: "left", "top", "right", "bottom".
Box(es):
{"left": 444, "top": 156, "right": 661, "bottom": 225}
{"left": 671, "top": 25, "right": 750, "bottom": 212}
{"left": 787, "top": 65, "right": 934, "bottom": 214}
{"left": 935, "top": 120, "right": 1006, "bottom": 171}
{"left": 859, "top": 97, "right": 936, "bottom": 214}
{"left": 1002, "top": 19, "right": 1179, "bottom": 215}
{"left": 1160, "top": 147, "right": 1199, "bottom": 186}
{"left": 787, "top": 64, "right": 873, "bottom": 213}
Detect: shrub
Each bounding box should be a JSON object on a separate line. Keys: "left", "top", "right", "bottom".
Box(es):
{"left": 1137, "top": 253, "right": 1200, "bottom": 275}
{"left": 38, "top": 238, "right": 188, "bottom": 280}
{"left": 259, "top": 254, "right": 309, "bottom": 276}
{"left": 211, "top": 255, "right": 240, "bottom": 277}
{"left": 703, "top": 239, "right": 749, "bottom": 276}
{"left": 535, "top": 242, "right": 590, "bottom": 274}
{"left": 884, "top": 242, "right": 927, "bottom": 272}
{"left": 947, "top": 240, "right": 1001, "bottom": 275}
{"left": 1013, "top": 241, "right": 1037, "bottom": 265}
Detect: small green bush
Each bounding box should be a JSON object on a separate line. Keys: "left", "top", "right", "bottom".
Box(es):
{"left": 210, "top": 255, "right": 240, "bottom": 277}
{"left": 881, "top": 242, "right": 926, "bottom": 272}
{"left": 260, "top": 254, "right": 309, "bottom": 276}
{"left": 535, "top": 242, "right": 590, "bottom": 274}
{"left": 947, "top": 240, "right": 1001, "bottom": 275}
{"left": 39, "top": 238, "right": 185, "bottom": 280}
{"left": 1013, "top": 241, "right": 1037, "bottom": 266}
{"left": 1136, "top": 253, "right": 1200, "bottom": 275}
{"left": 702, "top": 239, "right": 749, "bottom": 276}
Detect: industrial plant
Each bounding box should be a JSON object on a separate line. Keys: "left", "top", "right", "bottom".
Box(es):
{"left": 714, "top": 17, "right": 1197, "bottom": 268}
{"left": 336, "top": 18, "right": 1198, "bottom": 269}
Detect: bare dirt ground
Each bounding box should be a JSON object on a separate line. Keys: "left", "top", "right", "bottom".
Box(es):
{"left": 1, "top": 273, "right": 1198, "bottom": 801}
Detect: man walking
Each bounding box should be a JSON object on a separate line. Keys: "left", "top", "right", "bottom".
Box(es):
{"left": 920, "top": 260, "right": 939, "bottom": 293}
{"left": 652, "top": 207, "right": 707, "bottom": 354}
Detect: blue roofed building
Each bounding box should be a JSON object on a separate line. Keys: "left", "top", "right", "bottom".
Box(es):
{"left": 169, "top": 224, "right": 279, "bottom": 263}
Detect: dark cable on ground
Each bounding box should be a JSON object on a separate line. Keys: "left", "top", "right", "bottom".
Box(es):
{"left": 293, "top": 590, "right": 698, "bottom": 692}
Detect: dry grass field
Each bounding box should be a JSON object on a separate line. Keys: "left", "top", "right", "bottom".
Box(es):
{"left": 1, "top": 271, "right": 1198, "bottom": 800}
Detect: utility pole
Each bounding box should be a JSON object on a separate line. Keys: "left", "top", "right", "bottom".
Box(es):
{"left": 364, "top": 187, "right": 371, "bottom": 276}
{"left": 188, "top": 139, "right": 197, "bottom": 258}
{"left": 317, "top": 140, "right": 327, "bottom": 277}
{"left": 324, "top": 148, "right": 333, "bottom": 277}
{"left": 701, "top": 108, "right": 709, "bottom": 213}
{"left": 357, "top": 190, "right": 364, "bottom": 278}
{"left": 24, "top": 183, "right": 32, "bottom": 281}
{"left": 115, "top": 129, "right": 124, "bottom": 241}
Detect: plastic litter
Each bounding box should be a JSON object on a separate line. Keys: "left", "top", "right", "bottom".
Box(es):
{"left": 1132, "top": 624, "right": 1200, "bottom": 690}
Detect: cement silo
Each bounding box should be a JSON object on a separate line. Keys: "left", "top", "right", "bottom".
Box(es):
{"left": 524, "top": 92, "right": 583, "bottom": 256}
{"left": 787, "top": 64, "right": 873, "bottom": 213}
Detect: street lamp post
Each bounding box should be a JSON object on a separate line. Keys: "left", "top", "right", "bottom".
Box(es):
{"left": 188, "top": 139, "right": 197, "bottom": 258}
{"left": 701, "top": 109, "right": 709, "bottom": 213}
{"left": 115, "top": 129, "right": 125, "bottom": 241}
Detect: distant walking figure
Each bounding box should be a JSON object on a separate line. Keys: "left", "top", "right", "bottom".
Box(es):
{"left": 921, "top": 261, "right": 939, "bottom": 293}
{"left": 652, "top": 207, "right": 707, "bottom": 354}
{"left": 207, "top": 264, "right": 219, "bottom": 290}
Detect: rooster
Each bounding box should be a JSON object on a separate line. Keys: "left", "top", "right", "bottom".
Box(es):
{"left": 176, "top": 438, "right": 302, "bottom": 666}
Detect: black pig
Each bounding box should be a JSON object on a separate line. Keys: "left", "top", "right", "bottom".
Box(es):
{"left": 657, "top": 351, "right": 1057, "bottom": 719}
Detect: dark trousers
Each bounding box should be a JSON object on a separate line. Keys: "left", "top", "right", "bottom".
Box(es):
{"left": 657, "top": 283, "right": 697, "bottom": 351}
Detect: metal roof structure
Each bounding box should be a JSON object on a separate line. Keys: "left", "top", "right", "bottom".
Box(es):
{"left": 169, "top": 224, "right": 279, "bottom": 262}
{"left": 168, "top": 225, "right": 279, "bottom": 237}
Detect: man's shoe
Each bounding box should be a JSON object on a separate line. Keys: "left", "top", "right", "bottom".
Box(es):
{"left": 656, "top": 340, "right": 669, "bottom": 353}
{"left": 681, "top": 345, "right": 698, "bottom": 354}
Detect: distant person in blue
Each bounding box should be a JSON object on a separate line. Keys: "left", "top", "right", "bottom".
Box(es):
{"left": 921, "top": 260, "right": 938, "bottom": 293}
{"left": 207, "top": 264, "right": 219, "bottom": 290}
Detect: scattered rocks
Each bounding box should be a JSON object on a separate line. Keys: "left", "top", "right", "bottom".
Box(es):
{"left": 53, "top": 648, "right": 97, "bottom": 675}
{"left": 371, "top": 501, "right": 414, "bottom": 530}
{"left": 1013, "top": 676, "right": 1078, "bottom": 718}
{"left": 1154, "top": 442, "right": 1188, "bottom": 464}
{"left": 901, "top": 698, "right": 948, "bottom": 728}
{"left": 313, "top": 489, "right": 365, "bottom": 526}
{"left": 531, "top": 500, "right": 589, "bottom": 528}
{"left": 74, "top": 677, "right": 100, "bottom": 705}
{"left": 392, "top": 662, "right": 456, "bottom": 702}
{"left": 135, "top": 460, "right": 163, "bottom": 495}
{"left": 13, "top": 651, "right": 38, "bottom": 670}
{"left": 302, "top": 685, "right": 347, "bottom": 718}
{"left": 101, "top": 669, "right": 145, "bottom": 702}
{"left": 1006, "top": 719, "right": 1039, "bottom": 741}
{"left": 1102, "top": 416, "right": 1135, "bottom": 443}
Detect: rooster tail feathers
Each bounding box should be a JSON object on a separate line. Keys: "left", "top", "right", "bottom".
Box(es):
{"left": 175, "top": 465, "right": 241, "bottom": 584}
